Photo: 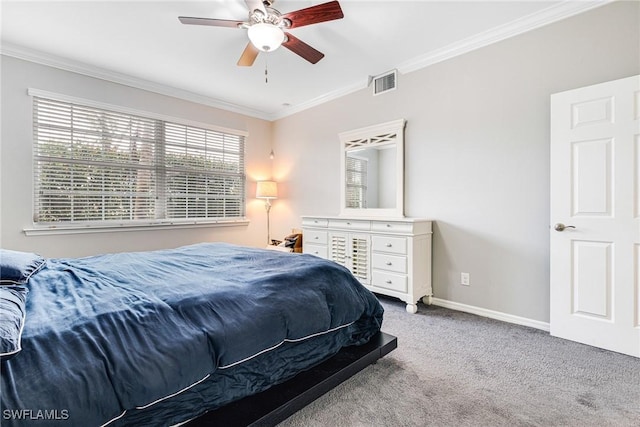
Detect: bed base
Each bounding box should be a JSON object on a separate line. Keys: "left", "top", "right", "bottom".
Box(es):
{"left": 185, "top": 331, "right": 397, "bottom": 427}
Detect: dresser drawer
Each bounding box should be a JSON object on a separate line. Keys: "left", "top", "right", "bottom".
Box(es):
{"left": 328, "top": 219, "right": 371, "bottom": 231}
{"left": 371, "top": 221, "right": 414, "bottom": 234}
{"left": 371, "top": 271, "right": 407, "bottom": 293}
{"left": 371, "top": 235, "right": 407, "bottom": 255}
{"left": 302, "top": 217, "right": 328, "bottom": 228}
{"left": 303, "top": 229, "right": 328, "bottom": 245}
{"left": 372, "top": 253, "right": 407, "bottom": 274}
{"left": 303, "top": 244, "right": 328, "bottom": 259}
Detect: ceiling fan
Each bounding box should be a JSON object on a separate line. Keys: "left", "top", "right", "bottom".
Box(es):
{"left": 179, "top": 0, "right": 344, "bottom": 67}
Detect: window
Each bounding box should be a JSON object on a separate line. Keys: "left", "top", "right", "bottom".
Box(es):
{"left": 345, "top": 156, "right": 368, "bottom": 208}
{"left": 32, "top": 95, "right": 246, "bottom": 228}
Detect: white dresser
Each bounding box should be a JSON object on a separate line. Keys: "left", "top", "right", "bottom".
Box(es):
{"left": 302, "top": 216, "right": 432, "bottom": 313}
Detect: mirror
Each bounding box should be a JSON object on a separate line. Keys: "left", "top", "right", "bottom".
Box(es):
{"left": 345, "top": 146, "right": 396, "bottom": 209}
{"left": 339, "top": 119, "right": 405, "bottom": 218}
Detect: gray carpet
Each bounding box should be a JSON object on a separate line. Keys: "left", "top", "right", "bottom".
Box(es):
{"left": 278, "top": 297, "right": 640, "bottom": 427}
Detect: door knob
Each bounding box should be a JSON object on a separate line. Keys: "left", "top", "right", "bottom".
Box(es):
{"left": 554, "top": 223, "right": 576, "bottom": 232}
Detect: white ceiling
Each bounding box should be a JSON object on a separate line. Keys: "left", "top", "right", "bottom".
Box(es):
{"left": 1, "top": 1, "right": 606, "bottom": 120}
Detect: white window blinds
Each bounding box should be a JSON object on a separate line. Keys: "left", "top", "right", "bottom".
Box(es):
{"left": 33, "top": 96, "right": 246, "bottom": 226}
{"left": 345, "top": 156, "right": 367, "bottom": 209}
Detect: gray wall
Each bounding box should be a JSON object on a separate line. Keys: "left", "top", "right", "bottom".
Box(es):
{"left": 0, "top": 56, "right": 274, "bottom": 257}
{"left": 271, "top": 1, "right": 640, "bottom": 323}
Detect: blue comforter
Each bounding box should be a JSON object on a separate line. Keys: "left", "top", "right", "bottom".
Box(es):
{"left": 1, "top": 243, "right": 383, "bottom": 426}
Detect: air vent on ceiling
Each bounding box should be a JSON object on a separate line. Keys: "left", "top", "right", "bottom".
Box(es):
{"left": 372, "top": 70, "right": 397, "bottom": 96}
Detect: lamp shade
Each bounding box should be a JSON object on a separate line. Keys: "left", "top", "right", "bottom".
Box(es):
{"left": 247, "top": 23, "right": 285, "bottom": 52}
{"left": 256, "top": 180, "right": 278, "bottom": 199}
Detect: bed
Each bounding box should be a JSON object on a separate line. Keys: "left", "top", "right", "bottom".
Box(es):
{"left": 0, "top": 242, "right": 386, "bottom": 426}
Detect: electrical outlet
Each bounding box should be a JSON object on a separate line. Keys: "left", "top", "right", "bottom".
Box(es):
{"left": 461, "top": 272, "right": 470, "bottom": 286}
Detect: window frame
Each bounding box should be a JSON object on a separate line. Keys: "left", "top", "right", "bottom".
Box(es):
{"left": 25, "top": 89, "right": 249, "bottom": 235}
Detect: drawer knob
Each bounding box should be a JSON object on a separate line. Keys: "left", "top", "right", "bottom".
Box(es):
{"left": 314, "top": 236, "right": 319, "bottom": 239}
{"left": 386, "top": 243, "right": 392, "bottom": 247}
{"left": 386, "top": 280, "right": 392, "bottom": 284}
{"left": 386, "top": 224, "right": 391, "bottom": 227}
{"left": 386, "top": 262, "right": 392, "bottom": 266}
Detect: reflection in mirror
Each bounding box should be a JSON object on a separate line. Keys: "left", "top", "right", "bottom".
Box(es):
{"left": 346, "top": 146, "right": 396, "bottom": 209}
{"left": 339, "top": 119, "right": 405, "bottom": 218}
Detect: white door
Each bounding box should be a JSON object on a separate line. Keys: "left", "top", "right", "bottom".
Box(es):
{"left": 550, "top": 75, "right": 640, "bottom": 357}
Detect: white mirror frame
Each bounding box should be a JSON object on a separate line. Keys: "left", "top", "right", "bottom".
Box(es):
{"left": 339, "top": 119, "right": 405, "bottom": 218}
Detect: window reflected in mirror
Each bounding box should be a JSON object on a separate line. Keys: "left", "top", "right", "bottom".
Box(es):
{"left": 346, "top": 147, "right": 396, "bottom": 209}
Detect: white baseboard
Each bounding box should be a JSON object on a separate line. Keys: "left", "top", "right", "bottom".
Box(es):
{"left": 431, "top": 298, "right": 550, "bottom": 332}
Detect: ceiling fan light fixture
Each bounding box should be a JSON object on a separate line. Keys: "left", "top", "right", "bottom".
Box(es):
{"left": 248, "top": 22, "right": 285, "bottom": 52}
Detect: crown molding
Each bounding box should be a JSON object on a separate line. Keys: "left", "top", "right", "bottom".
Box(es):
{"left": 0, "top": 0, "right": 612, "bottom": 122}
{"left": 0, "top": 42, "right": 272, "bottom": 121}
{"left": 267, "top": 79, "right": 366, "bottom": 121}
{"left": 397, "top": 0, "right": 612, "bottom": 74}
{"left": 272, "top": 0, "right": 612, "bottom": 120}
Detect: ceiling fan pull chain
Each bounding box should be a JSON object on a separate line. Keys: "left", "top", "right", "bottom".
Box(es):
{"left": 265, "top": 57, "right": 269, "bottom": 83}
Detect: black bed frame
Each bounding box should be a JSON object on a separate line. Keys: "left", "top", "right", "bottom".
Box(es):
{"left": 185, "top": 331, "right": 397, "bottom": 427}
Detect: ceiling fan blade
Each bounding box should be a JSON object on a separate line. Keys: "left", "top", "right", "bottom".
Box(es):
{"left": 178, "top": 16, "right": 244, "bottom": 28}
{"left": 282, "top": 33, "right": 324, "bottom": 64}
{"left": 245, "top": 0, "right": 266, "bottom": 15}
{"left": 237, "top": 42, "right": 260, "bottom": 66}
{"left": 282, "top": 1, "right": 344, "bottom": 29}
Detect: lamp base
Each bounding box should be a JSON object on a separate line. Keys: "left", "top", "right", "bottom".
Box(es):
{"left": 265, "top": 200, "right": 272, "bottom": 245}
